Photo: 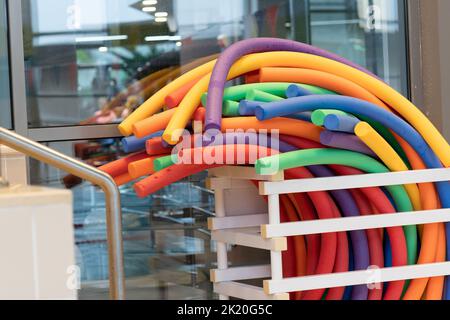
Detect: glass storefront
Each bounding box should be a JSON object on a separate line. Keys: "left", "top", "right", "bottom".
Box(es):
{"left": 21, "top": 0, "right": 408, "bottom": 128}
{"left": 0, "top": 0, "right": 11, "bottom": 129}
{"left": 14, "top": 0, "right": 410, "bottom": 299}
{"left": 21, "top": 0, "right": 295, "bottom": 128}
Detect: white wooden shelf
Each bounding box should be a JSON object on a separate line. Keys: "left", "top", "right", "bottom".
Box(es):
{"left": 214, "top": 282, "right": 289, "bottom": 300}
{"left": 207, "top": 166, "right": 450, "bottom": 300}
{"left": 262, "top": 208, "right": 450, "bottom": 238}
{"left": 212, "top": 227, "right": 286, "bottom": 251}
{"left": 208, "top": 213, "right": 268, "bottom": 230}
{"left": 259, "top": 168, "right": 450, "bottom": 195}
{"left": 211, "top": 265, "right": 271, "bottom": 282}
{"left": 264, "top": 262, "right": 450, "bottom": 294}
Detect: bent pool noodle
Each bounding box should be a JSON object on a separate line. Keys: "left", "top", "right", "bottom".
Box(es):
{"left": 205, "top": 38, "right": 380, "bottom": 131}
{"left": 122, "top": 131, "right": 164, "bottom": 154}
{"left": 355, "top": 121, "right": 445, "bottom": 298}
{"left": 146, "top": 137, "right": 173, "bottom": 156}
{"left": 135, "top": 138, "right": 407, "bottom": 299}
{"left": 222, "top": 51, "right": 450, "bottom": 166}
{"left": 246, "top": 89, "right": 285, "bottom": 102}
{"left": 156, "top": 132, "right": 297, "bottom": 171}
{"left": 331, "top": 165, "right": 407, "bottom": 299}
{"left": 289, "top": 85, "right": 409, "bottom": 165}
{"left": 118, "top": 57, "right": 218, "bottom": 136}
{"left": 167, "top": 49, "right": 385, "bottom": 144}
{"left": 201, "top": 82, "right": 331, "bottom": 107}
{"left": 169, "top": 142, "right": 344, "bottom": 300}
{"left": 355, "top": 122, "right": 422, "bottom": 212}
{"left": 155, "top": 51, "right": 448, "bottom": 165}
{"left": 320, "top": 131, "right": 377, "bottom": 157}
{"left": 161, "top": 135, "right": 392, "bottom": 300}
{"left": 239, "top": 100, "right": 312, "bottom": 122}
{"left": 311, "top": 110, "right": 353, "bottom": 127}
{"left": 285, "top": 84, "right": 315, "bottom": 98}
{"left": 255, "top": 148, "right": 418, "bottom": 265}
{"left": 307, "top": 164, "right": 370, "bottom": 300}
{"left": 239, "top": 100, "right": 265, "bottom": 116}
{"left": 254, "top": 95, "right": 448, "bottom": 188}
{"left": 138, "top": 137, "right": 407, "bottom": 299}
{"left": 284, "top": 147, "right": 407, "bottom": 299}
{"left": 134, "top": 145, "right": 278, "bottom": 197}
{"left": 99, "top": 152, "right": 149, "bottom": 178}
{"left": 324, "top": 114, "right": 360, "bottom": 133}
{"left": 223, "top": 100, "right": 240, "bottom": 117}
{"left": 254, "top": 96, "right": 450, "bottom": 260}
{"left": 165, "top": 77, "right": 201, "bottom": 109}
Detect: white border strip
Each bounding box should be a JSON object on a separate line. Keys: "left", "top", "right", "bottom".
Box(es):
{"left": 260, "top": 168, "right": 450, "bottom": 195}
{"left": 265, "top": 262, "right": 450, "bottom": 294}
{"left": 263, "top": 208, "right": 450, "bottom": 238}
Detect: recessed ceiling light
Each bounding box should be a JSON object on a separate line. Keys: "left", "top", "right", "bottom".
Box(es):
{"left": 176, "top": 41, "right": 182, "bottom": 47}
{"left": 155, "top": 12, "right": 168, "bottom": 17}
{"left": 142, "top": 6, "right": 156, "bottom": 12}
{"left": 144, "top": 35, "right": 181, "bottom": 42}
{"left": 142, "top": 0, "right": 157, "bottom": 5}
{"left": 98, "top": 46, "right": 108, "bottom": 52}
{"left": 75, "top": 35, "right": 128, "bottom": 43}
{"left": 155, "top": 17, "right": 168, "bottom": 23}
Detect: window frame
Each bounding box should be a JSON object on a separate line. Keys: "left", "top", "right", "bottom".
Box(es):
{"left": 8, "top": 0, "right": 415, "bottom": 144}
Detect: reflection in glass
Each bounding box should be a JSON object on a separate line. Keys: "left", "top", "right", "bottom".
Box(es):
{"left": 0, "top": 0, "right": 11, "bottom": 129}
{"left": 30, "top": 138, "right": 215, "bottom": 299}
{"left": 309, "top": 0, "right": 408, "bottom": 94}
{"left": 22, "top": 0, "right": 294, "bottom": 128}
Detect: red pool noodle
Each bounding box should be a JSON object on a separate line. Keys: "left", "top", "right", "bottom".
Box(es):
{"left": 99, "top": 152, "right": 149, "bottom": 178}
{"left": 165, "top": 78, "right": 202, "bottom": 109}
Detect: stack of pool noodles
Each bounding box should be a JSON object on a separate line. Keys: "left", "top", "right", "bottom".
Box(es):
{"left": 98, "top": 38, "right": 450, "bottom": 300}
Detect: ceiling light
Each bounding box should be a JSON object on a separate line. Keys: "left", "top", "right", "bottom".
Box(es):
{"left": 75, "top": 35, "right": 128, "bottom": 43}
{"left": 155, "top": 17, "right": 168, "bottom": 23}
{"left": 144, "top": 35, "right": 181, "bottom": 42}
{"left": 142, "top": 6, "right": 156, "bottom": 12}
{"left": 98, "top": 46, "right": 108, "bottom": 52}
{"left": 155, "top": 12, "right": 168, "bottom": 17}
{"left": 142, "top": 0, "right": 157, "bottom": 5}
{"left": 176, "top": 42, "right": 182, "bottom": 47}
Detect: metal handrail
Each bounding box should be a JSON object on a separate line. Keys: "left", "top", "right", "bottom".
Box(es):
{"left": 0, "top": 127, "right": 125, "bottom": 300}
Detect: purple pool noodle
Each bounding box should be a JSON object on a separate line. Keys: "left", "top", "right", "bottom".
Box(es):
{"left": 320, "top": 131, "right": 377, "bottom": 158}
{"left": 197, "top": 132, "right": 295, "bottom": 153}
{"left": 122, "top": 131, "right": 164, "bottom": 153}
{"left": 205, "top": 38, "right": 381, "bottom": 132}
{"left": 308, "top": 165, "right": 370, "bottom": 300}
{"left": 324, "top": 114, "right": 361, "bottom": 133}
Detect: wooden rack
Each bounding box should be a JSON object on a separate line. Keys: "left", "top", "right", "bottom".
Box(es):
{"left": 207, "top": 166, "right": 450, "bottom": 300}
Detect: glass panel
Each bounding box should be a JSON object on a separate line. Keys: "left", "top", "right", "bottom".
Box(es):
{"left": 22, "top": 0, "right": 296, "bottom": 128}
{"left": 309, "top": 0, "right": 408, "bottom": 94}
{"left": 25, "top": 0, "right": 410, "bottom": 300}
{"left": 29, "top": 138, "right": 216, "bottom": 299}
{"left": 0, "top": 0, "right": 12, "bottom": 129}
